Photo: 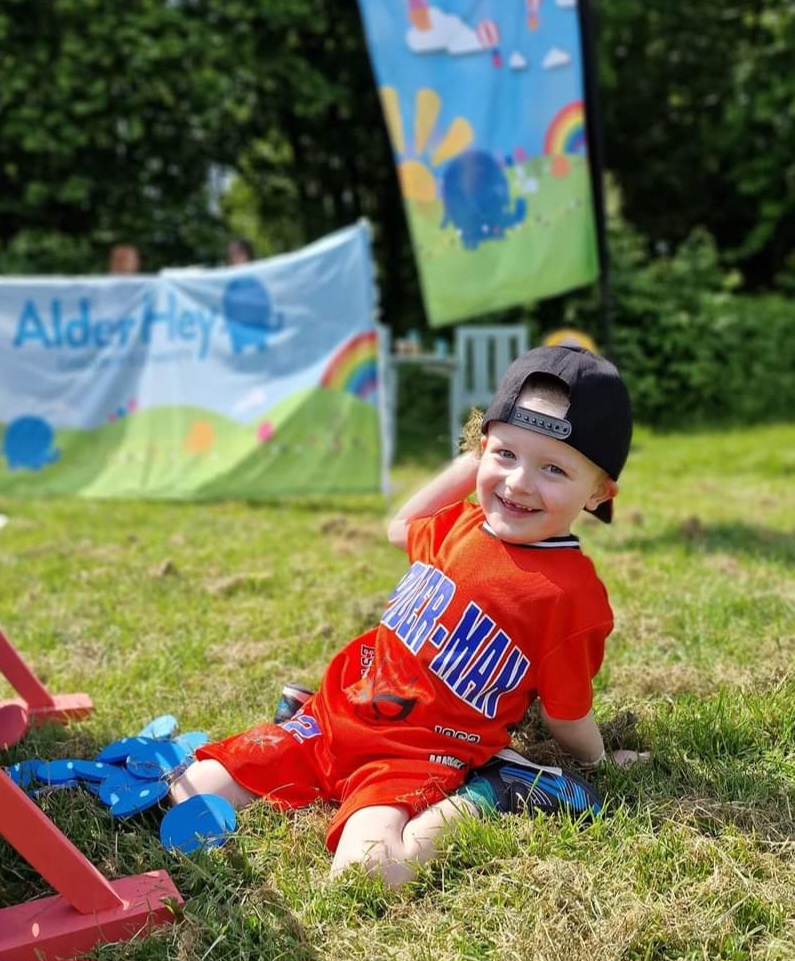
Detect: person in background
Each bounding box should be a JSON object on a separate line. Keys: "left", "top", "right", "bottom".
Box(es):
{"left": 225, "top": 238, "right": 255, "bottom": 266}
{"left": 170, "top": 345, "right": 646, "bottom": 886}
{"left": 108, "top": 243, "right": 142, "bottom": 275}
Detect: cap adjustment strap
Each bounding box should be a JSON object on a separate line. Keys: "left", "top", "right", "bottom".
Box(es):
{"left": 508, "top": 407, "right": 572, "bottom": 439}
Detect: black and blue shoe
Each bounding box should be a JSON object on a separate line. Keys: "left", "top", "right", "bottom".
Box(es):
{"left": 273, "top": 682, "right": 313, "bottom": 725}
{"left": 458, "top": 748, "right": 602, "bottom": 819}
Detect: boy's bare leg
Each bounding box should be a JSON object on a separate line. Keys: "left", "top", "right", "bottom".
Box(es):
{"left": 330, "top": 795, "right": 479, "bottom": 887}
{"left": 169, "top": 758, "right": 259, "bottom": 808}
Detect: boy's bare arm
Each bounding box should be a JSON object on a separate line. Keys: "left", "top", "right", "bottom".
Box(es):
{"left": 541, "top": 705, "right": 650, "bottom": 767}
{"left": 540, "top": 705, "right": 605, "bottom": 765}
{"left": 387, "top": 453, "right": 480, "bottom": 550}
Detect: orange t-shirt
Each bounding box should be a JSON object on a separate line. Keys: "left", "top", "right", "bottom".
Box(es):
{"left": 311, "top": 501, "right": 614, "bottom": 771}
{"left": 197, "top": 501, "right": 615, "bottom": 848}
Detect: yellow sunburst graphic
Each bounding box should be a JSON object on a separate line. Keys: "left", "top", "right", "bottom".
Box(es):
{"left": 380, "top": 87, "right": 474, "bottom": 203}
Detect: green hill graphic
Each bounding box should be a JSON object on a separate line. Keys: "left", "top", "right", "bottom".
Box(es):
{"left": 0, "top": 388, "right": 382, "bottom": 499}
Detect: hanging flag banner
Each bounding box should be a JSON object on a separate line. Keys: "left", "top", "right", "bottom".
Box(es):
{"left": 0, "top": 222, "right": 384, "bottom": 500}
{"left": 356, "top": 0, "right": 599, "bottom": 327}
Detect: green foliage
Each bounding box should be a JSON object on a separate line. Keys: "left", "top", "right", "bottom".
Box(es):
{"left": 0, "top": 228, "right": 97, "bottom": 275}
{"left": 0, "top": 0, "right": 420, "bottom": 323}
{"left": 559, "top": 214, "right": 795, "bottom": 427}
{"left": 0, "top": 0, "right": 349, "bottom": 272}
{"left": 597, "top": 0, "right": 795, "bottom": 287}
{"left": 2, "top": 0, "right": 792, "bottom": 319}
{"left": 1, "top": 0, "right": 794, "bottom": 421}
{"left": 223, "top": 1, "right": 421, "bottom": 328}
{"left": 394, "top": 366, "right": 453, "bottom": 464}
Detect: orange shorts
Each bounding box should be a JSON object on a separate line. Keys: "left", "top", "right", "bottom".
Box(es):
{"left": 196, "top": 711, "right": 465, "bottom": 851}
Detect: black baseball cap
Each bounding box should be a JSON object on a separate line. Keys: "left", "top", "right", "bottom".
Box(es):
{"left": 481, "top": 345, "right": 633, "bottom": 523}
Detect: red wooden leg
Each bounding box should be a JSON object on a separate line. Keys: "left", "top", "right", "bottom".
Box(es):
{"left": 0, "top": 702, "right": 29, "bottom": 750}
{"left": 0, "top": 772, "right": 183, "bottom": 961}
{"left": 0, "top": 628, "right": 93, "bottom": 745}
{"left": 0, "top": 628, "right": 57, "bottom": 710}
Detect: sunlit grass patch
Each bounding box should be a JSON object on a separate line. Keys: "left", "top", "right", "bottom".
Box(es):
{"left": 1, "top": 422, "right": 794, "bottom": 959}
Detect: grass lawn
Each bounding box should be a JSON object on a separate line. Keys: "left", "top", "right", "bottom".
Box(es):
{"left": 1, "top": 421, "right": 793, "bottom": 961}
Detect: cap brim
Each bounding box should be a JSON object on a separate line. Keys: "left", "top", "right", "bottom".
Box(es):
{"left": 587, "top": 499, "right": 613, "bottom": 524}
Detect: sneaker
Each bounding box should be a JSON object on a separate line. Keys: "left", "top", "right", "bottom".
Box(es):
{"left": 273, "top": 683, "right": 314, "bottom": 725}
{"left": 458, "top": 749, "right": 602, "bottom": 819}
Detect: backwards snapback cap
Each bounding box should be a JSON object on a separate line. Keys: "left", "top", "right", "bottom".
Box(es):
{"left": 482, "top": 345, "right": 633, "bottom": 523}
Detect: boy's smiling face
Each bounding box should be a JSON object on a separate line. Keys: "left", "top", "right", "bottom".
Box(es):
{"left": 476, "top": 392, "right": 617, "bottom": 544}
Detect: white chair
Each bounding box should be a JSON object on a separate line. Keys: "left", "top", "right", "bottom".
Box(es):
{"left": 449, "top": 325, "right": 529, "bottom": 455}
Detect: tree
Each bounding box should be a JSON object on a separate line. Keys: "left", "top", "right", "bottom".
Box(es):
{"left": 4, "top": 0, "right": 790, "bottom": 304}
{"left": 0, "top": 0, "right": 318, "bottom": 270}
{"left": 224, "top": 0, "right": 419, "bottom": 328}
{"left": 596, "top": 0, "right": 794, "bottom": 287}
{"left": 0, "top": 0, "right": 419, "bottom": 325}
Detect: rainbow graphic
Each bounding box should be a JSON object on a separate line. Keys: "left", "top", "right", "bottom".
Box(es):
{"left": 321, "top": 330, "right": 378, "bottom": 401}
{"left": 543, "top": 101, "right": 587, "bottom": 155}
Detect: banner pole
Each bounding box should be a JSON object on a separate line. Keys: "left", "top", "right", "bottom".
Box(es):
{"left": 577, "top": 0, "right": 614, "bottom": 358}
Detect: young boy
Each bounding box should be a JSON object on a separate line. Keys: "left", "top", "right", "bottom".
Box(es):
{"left": 171, "top": 345, "right": 641, "bottom": 885}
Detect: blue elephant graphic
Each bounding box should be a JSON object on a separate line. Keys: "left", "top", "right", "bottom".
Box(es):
{"left": 3, "top": 416, "right": 60, "bottom": 471}
{"left": 222, "top": 277, "right": 284, "bottom": 355}
{"left": 441, "top": 150, "right": 527, "bottom": 250}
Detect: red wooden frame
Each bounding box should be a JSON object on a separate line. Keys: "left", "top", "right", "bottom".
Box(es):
{"left": 0, "top": 628, "right": 93, "bottom": 748}
{"left": 0, "top": 627, "right": 183, "bottom": 958}
{"left": 0, "top": 772, "right": 183, "bottom": 960}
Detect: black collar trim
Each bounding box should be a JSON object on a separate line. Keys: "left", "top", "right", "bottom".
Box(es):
{"left": 481, "top": 523, "right": 581, "bottom": 549}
